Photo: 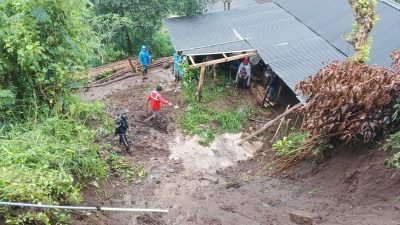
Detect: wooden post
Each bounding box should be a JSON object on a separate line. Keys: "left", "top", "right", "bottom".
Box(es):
{"left": 237, "top": 103, "right": 303, "bottom": 145}
{"left": 213, "top": 65, "right": 217, "bottom": 82}
{"left": 189, "top": 55, "right": 196, "bottom": 66}
{"left": 197, "top": 65, "right": 206, "bottom": 102}
{"left": 128, "top": 58, "right": 138, "bottom": 73}
{"left": 275, "top": 85, "right": 283, "bottom": 102}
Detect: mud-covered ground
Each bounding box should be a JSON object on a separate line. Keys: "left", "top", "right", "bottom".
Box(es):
{"left": 76, "top": 67, "right": 400, "bottom": 225}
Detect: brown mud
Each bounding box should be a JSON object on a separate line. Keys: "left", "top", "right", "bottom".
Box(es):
{"left": 75, "top": 67, "right": 400, "bottom": 225}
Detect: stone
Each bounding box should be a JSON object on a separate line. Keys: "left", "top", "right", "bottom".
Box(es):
{"left": 395, "top": 204, "right": 400, "bottom": 210}
{"left": 289, "top": 210, "right": 321, "bottom": 225}
{"left": 201, "top": 174, "right": 219, "bottom": 183}
{"left": 166, "top": 168, "right": 175, "bottom": 173}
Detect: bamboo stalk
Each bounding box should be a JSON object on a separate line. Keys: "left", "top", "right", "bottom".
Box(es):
{"left": 270, "top": 105, "right": 290, "bottom": 144}
{"left": 237, "top": 103, "right": 303, "bottom": 145}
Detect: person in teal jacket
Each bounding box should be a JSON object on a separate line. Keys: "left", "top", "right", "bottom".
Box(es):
{"left": 139, "top": 45, "right": 150, "bottom": 79}
{"left": 173, "top": 51, "right": 183, "bottom": 81}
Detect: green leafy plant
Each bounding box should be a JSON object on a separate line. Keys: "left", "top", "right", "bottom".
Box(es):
{"left": 0, "top": 99, "right": 109, "bottom": 224}
{"left": 272, "top": 132, "right": 309, "bottom": 157}
{"left": 0, "top": 0, "right": 98, "bottom": 113}
{"left": 385, "top": 131, "right": 400, "bottom": 169}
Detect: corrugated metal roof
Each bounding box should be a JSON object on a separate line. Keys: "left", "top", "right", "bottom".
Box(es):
{"left": 274, "top": 0, "right": 400, "bottom": 68}
{"left": 163, "top": 2, "right": 346, "bottom": 94}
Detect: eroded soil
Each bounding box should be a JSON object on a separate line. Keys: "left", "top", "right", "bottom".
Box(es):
{"left": 76, "top": 67, "right": 400, "bottom": 225}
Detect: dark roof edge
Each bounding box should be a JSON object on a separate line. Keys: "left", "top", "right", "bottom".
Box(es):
{"left": 380, "top": 0, "right": 400, "bottom": 10}
{"left": 272, "top": 1, "right": 349, "bottom": 58}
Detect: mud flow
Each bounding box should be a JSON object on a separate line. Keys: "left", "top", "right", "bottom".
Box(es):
{"left": 77, "top": 68, "right": 400, "bottom": 225}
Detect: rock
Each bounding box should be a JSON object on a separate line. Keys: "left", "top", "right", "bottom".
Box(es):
{"left": 166, "top": 168, "right": 175, "bottom": 173}
{"left": 289, "top": 210, "right": 321, "bottom": 225}
{"left": 395, "top": 204, "right": 400, "bottom": 210}
{"left": 201, "top": 174, "right": 219, "bottom": 183}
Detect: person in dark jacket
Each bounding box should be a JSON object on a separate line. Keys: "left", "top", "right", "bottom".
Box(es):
{"left": 267, "top": 74, "right": 279, "bottom": 99}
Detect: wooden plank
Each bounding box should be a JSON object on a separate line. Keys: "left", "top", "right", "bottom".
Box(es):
{"left": 237, "top": 103, "right": 303, "bottom": 145}
{"left": 190, "top": 52, "right": 257, "bottom": 68}
{"left": 222, "top": 53, "right": 228, "bottom": 60}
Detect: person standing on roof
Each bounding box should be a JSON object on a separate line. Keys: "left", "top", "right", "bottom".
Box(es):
{"left": 235, "top": 58, "right": 251, "bottom": 89}
{"left": 144, "top": 85, "right": 172, "bottom": 122}
{"left": 139, "top": 45, "right": 151, "bottom": 80}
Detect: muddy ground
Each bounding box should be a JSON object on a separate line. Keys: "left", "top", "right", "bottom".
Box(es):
{"left": 76, "top": 67, "right": 400, "bottom": 225}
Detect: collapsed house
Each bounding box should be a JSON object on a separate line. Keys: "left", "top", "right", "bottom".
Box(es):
{"left": 163, "top": 0, "right": 400, "bottom": 105}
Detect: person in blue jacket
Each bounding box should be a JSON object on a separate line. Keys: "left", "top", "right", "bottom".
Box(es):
{"left": 173, "top": 51, "right": 183, "bottom": 81}
{"left": 139, "top": 45, "right": 150, "bottom": 79}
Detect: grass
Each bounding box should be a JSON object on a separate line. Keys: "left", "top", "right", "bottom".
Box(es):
{"left": 0, "top": 98, "right": 110, "bottom": 224}
{"left": 178, "top": 74, "right": 255, "bottom": 145}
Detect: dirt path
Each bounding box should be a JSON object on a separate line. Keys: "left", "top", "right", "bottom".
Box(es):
{"left": 76, "top": 67, "right": 400, "bottom": 225}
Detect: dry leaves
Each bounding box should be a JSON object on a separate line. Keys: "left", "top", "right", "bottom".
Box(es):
{"left": 296, "top": 53, "right": 400, "bottom": 143}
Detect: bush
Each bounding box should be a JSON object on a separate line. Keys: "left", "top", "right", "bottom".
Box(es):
{"left": 385, "top": 131, "right": 400, "bottom": 169}
{"left": 0, "top": 99, "right": 109, "bottom": 224}
{"left": 150, "top": 28, "right": 175, "bottom": 59}
{"left": 296, "top": 57, "right": 400, "bottom": 143}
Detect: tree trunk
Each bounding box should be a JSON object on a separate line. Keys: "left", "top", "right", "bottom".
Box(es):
{"left": 347, "top": 0, "right": 377, "bottom": 62}
{"left": 125, "top": 28, "right": 134, "bottom": 57}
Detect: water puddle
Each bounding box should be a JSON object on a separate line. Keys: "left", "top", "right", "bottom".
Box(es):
{"left": 169, "top": 132, "right": 262, "bottom": 173}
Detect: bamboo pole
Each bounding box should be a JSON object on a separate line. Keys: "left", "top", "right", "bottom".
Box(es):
{"left": 270, "top": 105, "right": 290, "bottom": 144}
{"left": 237, "top": 103, "right": 303, "bottom": 145}
{"left": 197, "top": 65, "right": 206, "bottom": 102}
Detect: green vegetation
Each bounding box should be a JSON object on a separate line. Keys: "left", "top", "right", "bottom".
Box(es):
{"left": 90, "top": 0, "right": 214, "bottom": 64}
{"left": 0, "top": 0, "right": 98, "bottom": 113}
{"left": 385, "top": 132, "right": 400, "bottom": 169}
{"left": 95, "top": 71, "right": 114, "bottom": 81}
{"left": 0, "top": 99, "right": 110, "bottom": 224}
{"left": 106, "top": 152, "right": 147, "bottom": 183}
{"left": 272, "top": 132, "right": 309, "bottom": 157}
{"left": 179, "top": 65, "right": 255, "bottom": 145}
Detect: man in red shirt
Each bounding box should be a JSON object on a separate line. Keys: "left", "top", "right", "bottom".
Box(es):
{"left": 144, "top": 85, "right": 172, "bottom": 122}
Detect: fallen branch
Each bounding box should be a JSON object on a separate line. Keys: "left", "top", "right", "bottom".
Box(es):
{"left": 237, "top": 103, "right": 303, "bottom": 145}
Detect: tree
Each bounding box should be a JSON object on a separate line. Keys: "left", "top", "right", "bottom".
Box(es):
{"left": 0, "top": 0, "right": 97, "bottom": 115}
{"left": 91, "top": 0, "right": 217, "bottom": 60}
{"left": 345, "top": 0, "right": 379, "bottom": 62}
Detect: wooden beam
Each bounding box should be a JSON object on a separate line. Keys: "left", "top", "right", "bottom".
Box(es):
{"left": 197, "top": 65, "right": 206, "bottom": 102}
{"left": 237, "top": 103, "right": 303, "bottom": 145}
{"left": 190, "top": 52, "right": 257, "bottom": 68}
{"left": 222, "top": 53, "right": 228, "bottom": 60}
{"left": 189, "top": 55, "right": 196, "bottom": 66}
